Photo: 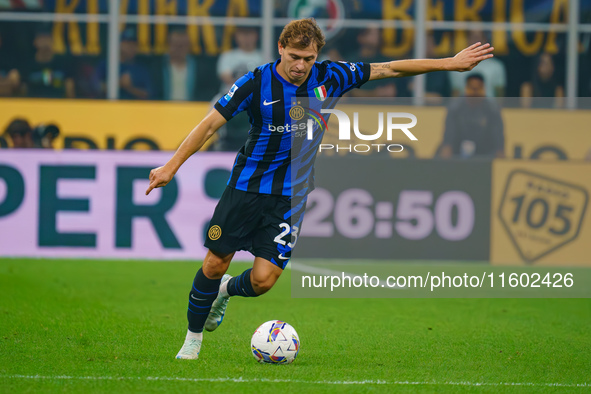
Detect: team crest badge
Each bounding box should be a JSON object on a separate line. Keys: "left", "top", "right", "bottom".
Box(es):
{"left": 208, "top": 225, "right": 222, "bottom": 240}
{"left": 313, "top": 85, "right": 327, "bottom": 101}
{"left": 289, "top": 105, "right": 305, "bottom": 120}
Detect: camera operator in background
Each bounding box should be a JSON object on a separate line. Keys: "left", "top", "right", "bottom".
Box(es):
{"left": 2, "top": 119, "right": 33, "bottom": 148}
{"left": 32, "top": 124, "right": 60, "bottom": 149}
{"left": 1, "top": 118, "right": 60, "bottom": 149}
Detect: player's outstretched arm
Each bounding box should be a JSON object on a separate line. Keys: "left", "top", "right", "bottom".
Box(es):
{"left": 145, "top": 108, "right": 227, "bottom": 195}
{"left": 369, "top": 42, "right": 494, "bottom": 81}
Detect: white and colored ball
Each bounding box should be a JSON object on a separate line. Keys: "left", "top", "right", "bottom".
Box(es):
{"left": 251, "top": 320, "right": 300, "bottom": 364}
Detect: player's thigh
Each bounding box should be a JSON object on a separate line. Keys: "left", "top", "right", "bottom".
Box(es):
{"left": 251, "top": 195, "right": 307, "bottom": 269}
{"left": 205, "top": 187, "right": 264, "bottom": 255}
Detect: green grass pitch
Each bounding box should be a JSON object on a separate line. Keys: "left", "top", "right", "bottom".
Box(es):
{"left": 0, "top": 258, "right": 589, "bottom": 393}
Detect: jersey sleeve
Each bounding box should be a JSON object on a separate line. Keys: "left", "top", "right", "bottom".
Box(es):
{"left": 327, "top": 61, "right": 371, "bottom": 96}
{"left": 214, "top": 72, "right": 255, "bottom": 121}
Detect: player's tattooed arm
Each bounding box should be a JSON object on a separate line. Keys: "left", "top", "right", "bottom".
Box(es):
{"left": 369, "top": 42, "right": 494, "bottom": 81}
{"left": 369, "top": 63, "right": 394, "bottom": 80}
{"left": 146, "top": 109, "right": 227, "bottom": 195}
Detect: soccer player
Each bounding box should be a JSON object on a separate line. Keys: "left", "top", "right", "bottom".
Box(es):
{"left": 145, "top": 18, "right": 494, "bottom": 360}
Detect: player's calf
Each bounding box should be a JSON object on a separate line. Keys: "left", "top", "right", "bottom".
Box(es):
{"left": 204, "top": 267, "right": 277, "bottom": 332}
{"left": 223, "top": 268, "right": 258, "bottom": 297}
{"left": 250, "top": 275, "right": 276, "bottom": 295}
{"left": 177, "top": 251, "right": 233, "bottom": 359}
{"left": 220, "top": 257, "right": 283, "bottom": 297}
{"left": 249, "top": 256, "right": 283, "bottom": 295}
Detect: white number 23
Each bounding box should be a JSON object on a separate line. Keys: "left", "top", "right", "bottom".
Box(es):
{"left": 273, "top": 223, "right": 299, "bottom": 248}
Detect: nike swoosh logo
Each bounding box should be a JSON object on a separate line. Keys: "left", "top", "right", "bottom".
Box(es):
{"left": 277, "top": 253, "right": 289, "bottom": 260}
{"left": 191, "top": 294, "right": 207, "bottom": 301}
{"left": 263, "top": 99, "right": 281, "bottom": 106}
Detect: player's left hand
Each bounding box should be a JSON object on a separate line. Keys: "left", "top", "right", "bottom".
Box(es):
{"left": 146, "top": 166, "right": 174, "bottom": 195}
{"left": 450, "top": 42, "right": 494, "bottom": 72}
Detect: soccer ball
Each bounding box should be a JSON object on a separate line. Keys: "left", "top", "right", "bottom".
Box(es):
{"left": 251, "top": 320, "right": 300, "bottom": 364}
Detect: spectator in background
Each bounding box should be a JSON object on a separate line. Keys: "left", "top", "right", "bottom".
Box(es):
{"left": 209, "top": 27, "right": 263, "bottom": 152}
{"left": 318, "top": 42, "right": 345, "bottom": 62}
{"left": 95, "top": 28, "right": 152, "bottom": 100}
{"left": 450, "top": 30, "right": 506, "bottom": 98}
{"left": 439, "top": 74, "right": 505, "bottom": 159}
{"left": 216, "top": 27, "right": 263, "bottom": 92}
{"left": 520, "top": 52, "right": 564, "bottom": 108}
{"left": 73, "top": 56, "right": 104, "bottom": 99}
{"left": 2, "top": 119, "right": 34, "bottom": 148}
{"left": 0, "top": 32, "right": 20, "bottom": 97}
{"left": 346, "top": 25, "right": 403, "bottom": 98}
{"left": 152, "top": 29, "right": 217, "bottom": 101}
{"left": 21, "top": 28, "right": 75, "bottom": 98}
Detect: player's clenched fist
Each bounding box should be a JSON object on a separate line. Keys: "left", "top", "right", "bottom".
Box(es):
{"left": 145, "top": 166, "right": 174, "bottom": 195}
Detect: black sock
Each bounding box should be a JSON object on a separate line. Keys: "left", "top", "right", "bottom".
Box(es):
{"left": 187, "top": 268, "right": 221, "bottom": 333}
{"left": 227, "top": 268, "right": 258, "bottom": 297}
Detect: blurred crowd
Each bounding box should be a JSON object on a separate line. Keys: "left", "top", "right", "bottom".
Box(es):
{"left": 1, "top": 118, "right": 59, "bottom": 149}
{"left": 0, "top": 23, "right": 587, "bottom": 104}
{"left": 1, "top": 23, "right": 590, "bottom": 157}
{"left": 0, "top": 24, "right": 263, "bottom": 102}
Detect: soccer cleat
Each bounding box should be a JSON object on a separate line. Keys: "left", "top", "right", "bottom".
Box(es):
{"left": 204, "top": 274, "right": 232, "bottom": 332}
{"left": 175, "top": 337, "right": 202, "bottom": 360}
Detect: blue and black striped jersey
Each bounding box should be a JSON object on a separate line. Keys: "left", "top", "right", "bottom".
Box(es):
{"left": 214, "top": 59, "right": 371, "bottom": 196}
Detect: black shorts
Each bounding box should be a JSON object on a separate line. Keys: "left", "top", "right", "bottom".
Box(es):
{"left": 204, "top": 186, "right": 307, "bottom": 269}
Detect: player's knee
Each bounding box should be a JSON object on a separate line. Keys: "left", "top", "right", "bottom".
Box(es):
{"left": 202, "top": 261, "right": 226, "bottom": 279}
{"left": 202, "top": 250, "right": 232, "bottom": 279}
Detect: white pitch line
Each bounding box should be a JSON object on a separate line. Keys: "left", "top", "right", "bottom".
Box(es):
{"left": 0, "top": 375, "right": 588, "bottom": 387}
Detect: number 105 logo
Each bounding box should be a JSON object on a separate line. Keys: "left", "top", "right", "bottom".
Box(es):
{"left": 498, "top": 170, "right": 589, "bottom": 263}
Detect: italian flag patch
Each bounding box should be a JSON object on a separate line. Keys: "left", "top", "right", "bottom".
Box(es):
{"left": 314, "top": 85, "right": 327, "bottom": 101}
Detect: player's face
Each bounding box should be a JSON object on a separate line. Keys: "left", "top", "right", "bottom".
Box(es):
{"left": 278, "top": 43, "right": 318, "bottom": 84}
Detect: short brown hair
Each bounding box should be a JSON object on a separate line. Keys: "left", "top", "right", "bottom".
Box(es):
{"left": 279, "top": 18, "right": 325, "bottom": 53}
